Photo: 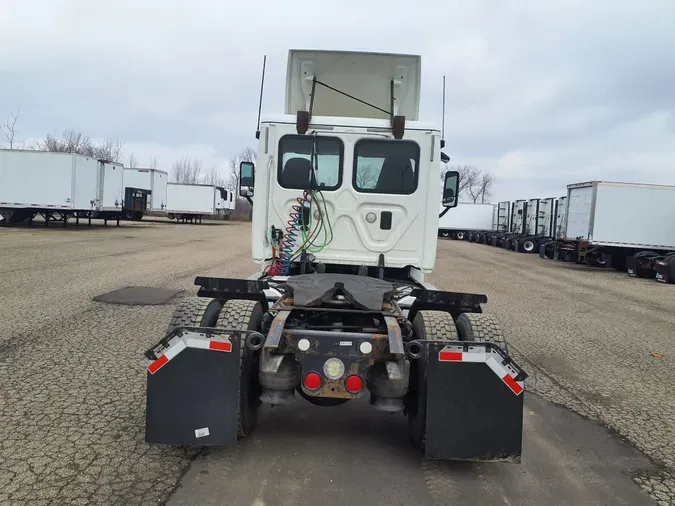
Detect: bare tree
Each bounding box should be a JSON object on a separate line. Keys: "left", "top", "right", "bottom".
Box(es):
{"left": 477, "top": 172, "right": 494, "bottom": 203}
{"left": 0, "top": 109, "right": 25, "bottom": 149}
{"left": 171, "top": 156, "right": 202, "bottom": 184}
{"left": 204, "top": 165, "right": 226, "bottom": 187}
{"left": 441, "top": 164, "right": 495, "bottom": 203}
{"left": 128, "top": 152, "right": 137, "bottom": 168}
{"left": 149, "top": 156, "right": 158, "bottom": 169}
{"left": 98, "top": 137, "right": 124, "bottom": 162}
{"left": 240, "top": 146, "right": 257, "bottom": 163}
{"left": 37, "top": 131, "right": 124, "bottom": 162}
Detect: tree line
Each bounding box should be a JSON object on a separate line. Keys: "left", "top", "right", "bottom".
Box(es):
{"left": 3, "top": 109, "right": 496, "bottom": 211}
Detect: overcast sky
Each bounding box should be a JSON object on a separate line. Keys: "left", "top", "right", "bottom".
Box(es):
{"left": 1, "top": 0, "right": 673, "bottom": 202}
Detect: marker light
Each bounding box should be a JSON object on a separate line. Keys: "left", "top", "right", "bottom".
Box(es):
{"left": 298, "top": 338, "right": 310, "bottom": 351}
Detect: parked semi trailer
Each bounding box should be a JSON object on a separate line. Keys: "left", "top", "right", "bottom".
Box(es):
{"left": 509, "top": 197, "right": 560, "bottom": 253}
{"left": 166, "top": 183, "right": 232, "bottom": 223}
{"left": 122, "top": 168, "right": 169, "bottom": 220}
{"left": 554, "top": 181, "right": 675, "bottom": 278}
{"left": 0, "top": 149, "right": 124, "bottom": 226}
{"left": 438, "top": 202, "right": 496, "bottom": 240}
{"left": 143, "top": 49, "right": 527, "bottom": 462}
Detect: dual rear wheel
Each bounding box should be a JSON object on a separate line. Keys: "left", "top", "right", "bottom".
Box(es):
{"left": 166, "top": 297, "right": 263, "bottom": 438}
{"left": 407, "top": 311, "right": 508, "bottom": 450}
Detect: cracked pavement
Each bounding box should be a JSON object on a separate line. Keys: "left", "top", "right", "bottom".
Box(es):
{"left": 0, "top": 222, "right": 672, "bottom": 505}
{"left": 0, "top": 220, "right": 255, "bottom": 505}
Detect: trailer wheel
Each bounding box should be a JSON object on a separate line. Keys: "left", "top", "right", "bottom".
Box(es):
{"left": 215, "top": 299, "right": 264, "bottom": 438}
{"left": 407, "top": 310, "right": 458, "bottom": 450}
{"left": 455, "top": 313, "right": 508, "bottom": 355}
{"left": 634, "top": 250, "right": 659, "bottom": 278}
{"left": 456, "top": 231, "right": 465, "bottom": 240}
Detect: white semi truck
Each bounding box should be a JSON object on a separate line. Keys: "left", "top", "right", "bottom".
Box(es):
{"left": 143, "top": 49, "right": 527, "bottom": 462}
{"left": 165, "top": 183, "right": 232, "bottom": 223}
{"left": 122, "top": 168, "right": 169, "bottom": 220}
{"left": 0, "top": 149, "right": 124, "bottom": 226}
{"left": 554, "top": 180, "right": 675, "bottom": 279}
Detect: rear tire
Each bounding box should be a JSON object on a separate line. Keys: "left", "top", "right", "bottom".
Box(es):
{"left": 215, "top": 299, "right": 264, "bottom": 438}
{"left": 407, "top": 310, "right": 458, "bottom": 450}
{"left": 455, "top": 313, "right": 508, "bottom": 354}
{"left": 165, "top": 297, "right": 222, "bottom": 335}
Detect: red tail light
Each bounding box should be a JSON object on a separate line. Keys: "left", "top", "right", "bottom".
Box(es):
{"left": 303, "top": 372, "right": 321, "bottom": 391}
{"left": 345, "top": 375, "right": 363, "bottom": 394}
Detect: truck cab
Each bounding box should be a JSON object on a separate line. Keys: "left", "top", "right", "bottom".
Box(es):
{"left": 239, "top": 50, "right": 457, "bottom": 284}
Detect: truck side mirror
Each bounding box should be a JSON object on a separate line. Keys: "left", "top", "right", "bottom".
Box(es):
{"left": 442, "top": 170, "right": 459, "bottom": 208}
{"left": 239, "top": 161, "right": 255, "bottom": 197}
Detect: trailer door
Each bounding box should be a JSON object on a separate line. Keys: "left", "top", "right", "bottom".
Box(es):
{"left": 565, "top": 185, "right": 594, "bottom": 240}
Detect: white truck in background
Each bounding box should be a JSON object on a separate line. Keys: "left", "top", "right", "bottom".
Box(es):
{"left": 438, "top": 202, "right": 496, "bottom": 240}
{"left": 166, "top": 183, "right": 232, "bottom": 223}
{"left": 0, "top": 149, "right": 124, "bottom": 226}
{"left": 122, "top": 168, "right": 169, "bottom": 220}
{"left": 555, "top": 180, "right": 675, "bottom": 279}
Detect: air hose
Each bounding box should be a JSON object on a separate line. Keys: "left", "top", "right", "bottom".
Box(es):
{"left": 272, "top": 191, "right": 312, "bottom": 276}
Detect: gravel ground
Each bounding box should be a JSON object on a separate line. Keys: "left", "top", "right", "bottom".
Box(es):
{"left": 429, "top": 239, "right": 675, "bottom": 505}
{"left": 0, "top": 222, "right": 672, "bottom": 505}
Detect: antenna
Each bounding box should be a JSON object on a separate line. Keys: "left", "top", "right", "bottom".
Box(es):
{"left": 441, "top": 75, "right": 446, "bottom": 148}
{"left": 255, "top": 54, "right": 267, "bottom": 140}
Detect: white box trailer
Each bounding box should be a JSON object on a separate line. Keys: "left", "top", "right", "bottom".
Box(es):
{"left": 0, "top": 149, "right": 123, "bottom": 224}
{"left": 166, "top": 183, "right": 230, "bottom": 222}
{"left": 491, "top": 201, "right": 511, "bottom": 232}
{"left": 438, "top": 202, "right": 496, "bottom": 240}
{"left": 556, "top": 181, "right": 675, "bottom": 276}
{"left": 123, "top": 168, "right": 168, "bottom": 213}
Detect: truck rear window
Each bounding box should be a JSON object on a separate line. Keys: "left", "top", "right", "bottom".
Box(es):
{"left": 353, "top": 139, "right": 419, "bottom": 195}
{"left": 278, "top": 135, "right": 343, "bottom": 190}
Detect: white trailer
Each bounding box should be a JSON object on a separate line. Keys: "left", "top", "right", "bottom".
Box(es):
{"left": 492, "top": 201, "right": 511, "bottom": 233}
{"left": 438, "top": 202, "right": 496, "bottom": 240}
{"left": 166, "top": 183, "right": 229, "bottom": 223}
{"left": 0, "top": 149, "right": 124, "bottom": 226}
{"left": 555, "top": 181, "right": 675, "bottom": 277}
{"left": 122, "top": 168, "right": 169, "bottom": 219}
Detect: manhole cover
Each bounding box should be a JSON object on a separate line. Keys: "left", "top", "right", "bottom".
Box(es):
{"left": 94, "top": 286, "right": 182, "bottom": 305}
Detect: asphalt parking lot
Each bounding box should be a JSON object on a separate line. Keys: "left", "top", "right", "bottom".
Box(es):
{"left": 0, "top": 220, "right": 673, "bottom": 505}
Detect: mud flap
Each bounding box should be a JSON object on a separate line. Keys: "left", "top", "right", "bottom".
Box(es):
{"left": 145, "top": 328, "right": 242, "bottom": 446}
{"left": 424, "top": 341, "right": 526, "bottom": 461}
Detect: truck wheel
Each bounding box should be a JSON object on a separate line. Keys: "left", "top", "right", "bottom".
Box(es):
{"left": 165, "top": 297, "right": 223, "bottom": 335}
{"left": 407, "top": 310, "right": 458, "bottom": 450}
{"left": 456, "top": 231, "right": 465, "bottom": 240}
{"left": 520, "top": 239, "right": 536, "bottom": 253}
{"left": 215, "top": 299, "right": 264, "bottom": 438}
{"left": 634, "top": 250, "right": 659, "bottom": 278}
{"left": 455, "top": 313, "right": 508, "bottom": 355}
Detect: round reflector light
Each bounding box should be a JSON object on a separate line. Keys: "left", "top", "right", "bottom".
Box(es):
{"left": 323, "top": 358, "right": 345, "bottom": 380}
{"left": 304, "top": 372, "right": 321, "bottom": 390}
{"left": 345, "top": 375, "right": 364, "bottom": 393}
